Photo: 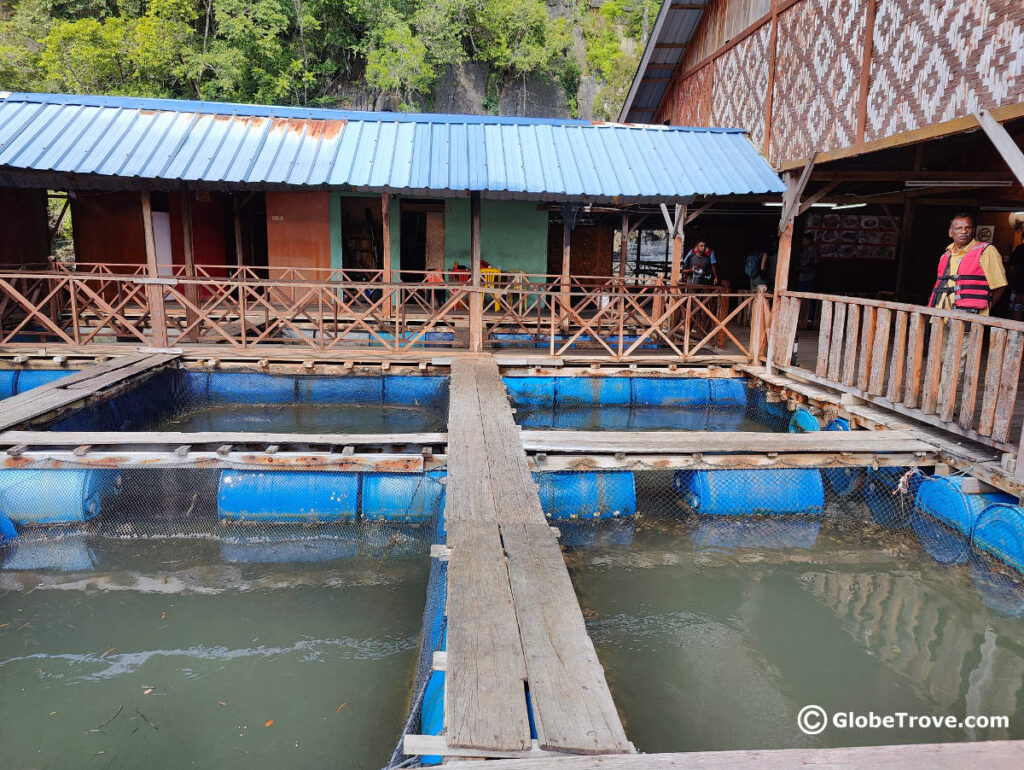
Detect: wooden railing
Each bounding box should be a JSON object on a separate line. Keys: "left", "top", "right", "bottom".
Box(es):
{"left": 772, "top": 291, "right": 1024, "bottom": 469}
{"left": 0, "top": 264, "right": 769, "bottom": 362}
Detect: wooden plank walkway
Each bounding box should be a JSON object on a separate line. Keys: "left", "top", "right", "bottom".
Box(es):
{"left": 449, "top": 739, "right": 1024, "bottom": 768}
{"left": 430, "top": 357, "right": 631, "bottom": 758}
{"left": 0, "top": 353, "right": 179, "bottom": 430}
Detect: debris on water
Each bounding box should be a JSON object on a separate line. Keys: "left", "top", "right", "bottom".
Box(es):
{"left": 335, "top": 703, "right": 347, "bottom": 714}
{"left": 143, "top": 687, "right": 154, "bottom": 695}
{"left": 101, "top": 648, "right": 116, "bottom": 657}
{"left": 136, "top": 709, "right": 158, "bottom": 730}
{"left": 218, "top": 701, "right": 227, "bottom": 707}
{"left": 49, "top": 711, "right": 57, "bottom": 716}
{"left": 264, "top": 719, "right": 274, "bottom": 727}
{"left": 0, "top": 623, "right": 8, "bottom": 628}
{"left": 89, "top": 704, "right": 122, "bottom": 733}
{"left": 160, "top": 612, "right": 166, "bottom": 620}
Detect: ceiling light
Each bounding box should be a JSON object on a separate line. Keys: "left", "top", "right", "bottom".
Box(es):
{"left": 905, "top": 180, "right": 1013, "bottom": 188}
{"left": 830, "top": 203, "right": 867, "bottom": 210}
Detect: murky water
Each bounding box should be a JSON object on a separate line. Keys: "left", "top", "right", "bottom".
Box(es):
{"left": 515, "top": 405, "right": 777, "bottom": 432}
{"left": 563, "top": 495, "right": 1024, "bottom": 752}
{"left": 151, "top": 403, "right": 447, "bottom": 434}
{"left": 0, "top": 537, "right": 428, "bottom": 769}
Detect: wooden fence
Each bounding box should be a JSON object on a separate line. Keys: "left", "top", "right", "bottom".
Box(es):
{"left": 771, "top": 290, "right": 1024, "bottom": 475}
{"left": 0, "top": 264, "right": 769, "bottom": 362}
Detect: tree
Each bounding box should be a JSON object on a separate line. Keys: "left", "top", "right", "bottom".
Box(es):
{"left": 364, "top": 7, "right": 433, "bottom": 110}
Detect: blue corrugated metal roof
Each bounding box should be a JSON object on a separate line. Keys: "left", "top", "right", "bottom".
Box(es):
{"left": 0, "top": 92, "right": 784, "bottom": 201}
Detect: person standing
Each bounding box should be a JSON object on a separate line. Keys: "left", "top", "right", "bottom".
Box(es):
{"left": 797, "top": 233, "right": 821, "bottom": 325}
{"left": 929, "top": 213, "right": 1007, "bottom": 412}
{"left": 683, "top": 240, "right": 718, "bottom": 285}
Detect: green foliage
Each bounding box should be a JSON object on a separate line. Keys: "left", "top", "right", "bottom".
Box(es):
{"left": 0, "top": 0, "right": 651, "bottom": 119}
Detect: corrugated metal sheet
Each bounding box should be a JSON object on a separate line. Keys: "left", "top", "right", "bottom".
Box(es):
{"left": 0, "top": 92, "right": 784, "bottom": 201}
{"left": 619, "top": 0, "right": 709, "bottom": 124}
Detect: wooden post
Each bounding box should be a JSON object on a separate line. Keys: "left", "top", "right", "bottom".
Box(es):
{"left": 618, "top": 211, "right": 629, "bottom": 278}
{"left": 560, "top": 211, "right": 571, "bottom": 332}
{"left": 775, "top": 221, "right": 794, "bottom": 295}
{"left": 668, "top": 205, "right": 684, "bottom": 287}
{"left": 232, "top": 195, "right": 244, "bottom": 269}
{"left": 381, "top": 192, "right": 392, "bottom": 320}
{"left": 141, "top": 190, "right": 169, "bottom": 348}
{"left": 469, "top": 191, "right": 483, "bottom": 352}
{"left": 180, "top": 187, "right": 199, "bottom": 341}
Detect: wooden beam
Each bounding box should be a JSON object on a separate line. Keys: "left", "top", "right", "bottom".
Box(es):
{"left": 653, "top": 43, "right": 688, "bottom": 49}
{"left": 380, "top": 192, "right": 392, "bottom": 320}
{"left": 683, "top": 200, "right": 713, "bottom": 225}
{"left": 974, "top": 109, "right": 1024, "bottom": 187}
{"left": 855, "top": 0, "right": 878, "bottom": 150}
{"left": 779, "top": 154, "right": 817, "bottom": 230}
{"left": 561, "top": 210, "right": 572, "bottom": 329}
{"left": 140, "top": 190, "right": 169, "bottom": 348}
{"left": 762, "top": 1, "right": 780, "bottom": 157}
{"left": 796, "top": 180, "right": 840, "bottom": 217}
{"left": 618, "top": 211, "right": 629, "bottom": 278}
{"left": 469, "top": 191, "right": 483, "bottom": 352}
{"left": 179, "top": 187, "right": 199, "bottom": 342}
{"left": 669, "top": 204, "right": 685, "bottom": 286}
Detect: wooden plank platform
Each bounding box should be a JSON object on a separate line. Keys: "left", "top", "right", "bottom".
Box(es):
{"left": 440, "top": 358, "right": 631, "bottom": 758}
{"left": 0, "top": 353, "right": 178, "bottom": 431}
{"left": 520, "top": 430, "right": 935, "bottom": 455}
{"left": 450, "top": 740, "right": 1024, "bottom": 769}
{"left": 0, "top": 430, "right": 446, "bottom": 448}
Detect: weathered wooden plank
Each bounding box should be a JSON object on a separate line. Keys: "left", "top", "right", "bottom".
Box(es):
{"left": 958, "top": 322, "right": 985, "bottom": 430}
{"left": 826, "top": 301, "right": 846, "bottom": 381}
{"left": 452, "top": 739, "right": 1024, "bottom": 769}
{"left": 0, "top": 430, "right": 445, "bottom": 447}
{"left": 867, "top": 307, "right": 890, "bottom": 395}
{"left": 445, "top": 521, "right": 531, "bottom": 751}
{"left": 885, "top": 310, "right": 908, "bottom": 402}
{"left": 535, "top": 452, "right": 934, "bottom": 471}
{"left": 920, "top": 316, "right": 945, "bottom": 415}
{"left": 520, "top": 431, "right": 933, "bottom": 454}
{"left": 63, "top": 353, "right": 177, "bottom": 390}
{"left": 937, "top": 319, "right": 964, "bottom": 422}
{"left": 855, "top": 304, "right": 876, "bottom": 392}
{"left": 501, "top": 521, "right": 630, "bottom": 754}
{"left": 902, "top": 312, "right": 925, "bottom": 408}
{"left": 814, "top": 299, "right": 832, "bottom": 376}
{"left": 841, "top": 302, "right": 860, "bottom": 386}
{"left": 979, "top": 327, "right": 1007, "bottom": 437}
{"left": 992, "top": 330, "right": 1024, "bottom": 442}
{"left": 446, "top": 360, "right": 498, "bottom": 522}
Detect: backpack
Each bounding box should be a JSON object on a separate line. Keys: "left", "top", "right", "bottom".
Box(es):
{"left": 744, "top": 253, "right": 761, "bottom": 279}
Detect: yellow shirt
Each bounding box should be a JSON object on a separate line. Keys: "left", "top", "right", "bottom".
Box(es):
{"left": 934, "top": 239, "right": 1006, "bottom": 315}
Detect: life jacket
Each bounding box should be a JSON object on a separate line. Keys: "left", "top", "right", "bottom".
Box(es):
{"left": 424, "top": 268, "right": 444, "bottom": 284}
{"left": 929, "top": 241, "right": 990, "bottom": 310}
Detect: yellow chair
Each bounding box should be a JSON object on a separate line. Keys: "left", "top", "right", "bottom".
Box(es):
{"left": 481, "top": 266, "right": 501, "bottom": 311}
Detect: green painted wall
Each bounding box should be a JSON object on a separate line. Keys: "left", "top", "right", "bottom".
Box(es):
{"left": 444, "top": 199, "right": 548, "bottom": 274}
{"left": 328, "top": 191, "right": 343, "bottom": 271}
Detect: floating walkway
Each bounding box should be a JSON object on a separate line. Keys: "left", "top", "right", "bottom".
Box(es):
{"left": 405, "top": 358, "right": 632, "bottom": 759}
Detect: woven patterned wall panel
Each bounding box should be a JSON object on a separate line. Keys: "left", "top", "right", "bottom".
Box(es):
{"left": 867, "top": 0, "right": 1024, "bottom": 142}
{"left": 769, "top": 0, "right": 867, "bottom": 164}
{"left": 711, "top": 23, "right": 773, "bottom": 150}
{"left": 662, "top": 65, "right": 714, "bottom": 127}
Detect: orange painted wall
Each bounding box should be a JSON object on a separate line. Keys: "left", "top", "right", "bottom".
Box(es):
{"left": 265, "top": 191, "right": 331, "bottom": 273}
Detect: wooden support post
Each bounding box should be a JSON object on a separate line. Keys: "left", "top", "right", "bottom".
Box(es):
{"left": 669, "top": 205, "right": 684, "bottom": 287}
{"left": 775, "top": 220, "right": 794, "bottom": 295}
{"left": 381, "top": 192, "right": 392, "bottom": 320}
{"left": 180, "top": 187, "right": 199, "bottom": 342}
{"left": 469, "top": 191, "right": 483, "bottom": 352}
{"left": 975, "top": 110, "right": 1024, "bottom": 187}
{"left": 619, "top": 211, "right": 629, "bottom": 278}
{"left": 232, "top": 195, "right": 244, "bottom": 268}
{"left": 560, "top": 210, "right": 571, "bottom": 332}
{"left": 141, "top": 190, "right": 169, "bottom": 348}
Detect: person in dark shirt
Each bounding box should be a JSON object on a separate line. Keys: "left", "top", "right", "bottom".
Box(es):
{"left": 1010, "top": 241, "right": 1024, "bottom": 321}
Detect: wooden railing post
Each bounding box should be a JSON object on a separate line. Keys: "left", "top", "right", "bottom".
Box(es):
{"left": 140, "top": 190, "right": 169, "bottom": 348}
{"left": 180, "top": 186, "right": 199, "bottom": 342}
{"left": 748, "top": 285, "right": 766, "bottom": 364}
{"left": 469, "top": 191, "right": 483, "bottom": 352}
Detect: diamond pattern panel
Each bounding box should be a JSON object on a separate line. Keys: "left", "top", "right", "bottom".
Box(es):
{"left": 769, "top": 0, "right": 867, "bottom": 165}
{"left": 867, "top": 0, "right": 1024, "bottom": 141}
{"left": 661, "top": 64, "right": 713, "bottom": 127}
{"left": 711, "top": 23, "right": 773, "bottom": 150}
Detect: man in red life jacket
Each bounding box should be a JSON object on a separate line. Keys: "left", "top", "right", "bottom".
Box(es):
{"left": 930, "top": 213, "right": 1007, "bottom": 411}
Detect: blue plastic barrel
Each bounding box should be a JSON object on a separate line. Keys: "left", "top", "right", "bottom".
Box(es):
{"left": 911, "top": 509, "right": 969, "bottom": 565}
{"left": 298, "top": 375, "right": 384, "bottom": 403}
{"left": 503, "top": 376, "right": 557, "bottom": 405}
{"left": 383, "top": 376, "right": 447, "bottom": 405}
{"left": 421, "top": 670, "right": 446, "bottom": 765}
{"left": 972, "top": 503, "right": 1024, "bottom": 574}
{"left": 709, "top": 378, "right": 747, "bottom": 407}
{"left": 556, "top": 377, "right": 631, "bottom": 406}
{"left": 788, "top": 407, "right": 819, "bottom": 433}
{"left": 361, "top": 472, "right": 445, "bottom": 523}
{"left": 822, "top": 418, "right": 861, "bottom": 495}
{"left": 915, "top": 476, "right": 1016, "bottom": 536}
{"left": 865, "top": 468, "right": 921, "bottom": 530}
{"left": 14, "top": 369, "right": 78, "bottom": 394}
{"left": 217, "top": 471, "right": 359, "bottom": 522}
{"left": 632, "top": 378, "right": 709, "bottom": 406}
{"left": 535, "top": 471, "right": 636, "bottom": 519}
{"left": 220, "top": 526, "right": 360, "bottom": 563}
{"left": 674, "top": 468, "right": 825, "bottom": 516}
{"left": 1, "top": 533, "right": 97, "bottom": 571}
{"left": 0, "top": 512, "right": 15, "bottom": 544}
{"left": 691, "top": 516, "right": 821, "bottom": 549}
{"left": 0, "top": 469, "right": 121, "bottom": 524}
{"left": 0, "top": 370, "right": 18, "bottom": 399}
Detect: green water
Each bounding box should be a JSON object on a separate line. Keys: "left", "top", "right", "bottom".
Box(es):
{"left": 565, "top": 513, "right": 1024, "bottom": 752}
{"left": 151, "top": 403, "right": 446, "bottom": 434}
{"left": 0, "top": 538, "right": 428, "bottom": 769}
